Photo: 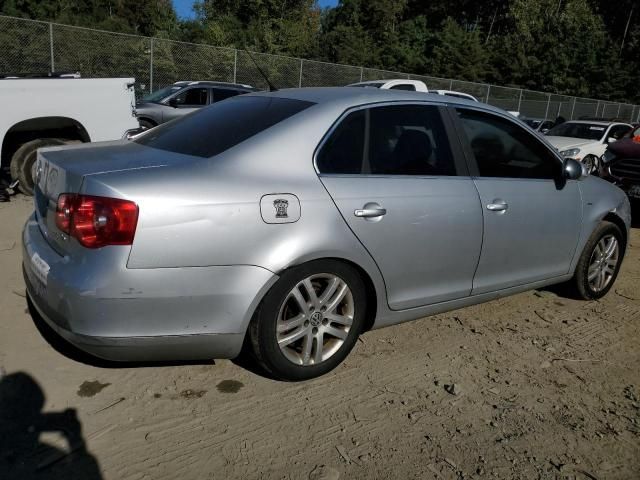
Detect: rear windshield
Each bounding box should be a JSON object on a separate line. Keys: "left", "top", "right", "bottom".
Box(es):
{"left": 135, "top": 96, "right": 314, "bottom": 158}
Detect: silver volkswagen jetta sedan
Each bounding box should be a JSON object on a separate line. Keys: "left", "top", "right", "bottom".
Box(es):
{"left": 23, "top": 88, "right": 631, "bottom": 380}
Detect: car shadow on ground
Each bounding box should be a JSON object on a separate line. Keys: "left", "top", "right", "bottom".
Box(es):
{"left": 0, "top": 372, "right": 104, "bottom": 480}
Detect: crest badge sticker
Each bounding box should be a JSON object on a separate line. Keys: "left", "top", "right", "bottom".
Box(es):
{"left": 260, "top": 194, "right": 300, "bottom": 224}
{"left": 273, "top": 199, "right": 289, "bottom": 218}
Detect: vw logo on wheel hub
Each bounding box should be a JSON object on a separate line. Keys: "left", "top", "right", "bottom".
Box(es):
{"left": 310, "top": 311, "right": 323, "bottom": 327}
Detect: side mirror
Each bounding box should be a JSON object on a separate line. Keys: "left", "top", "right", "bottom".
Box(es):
{"left": 563, "top": 158, "right": 587, "bottom": 180}
{"left": 168, "top": 97, "right": 178, "bottom": 108}
{"left": 607, "top": 137, "right": 617, "bottom": 144}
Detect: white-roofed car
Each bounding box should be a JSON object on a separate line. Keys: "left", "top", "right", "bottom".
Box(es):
{"left": 347, "top": 79, "right": 429, "bottom": 92}
{"left": 545, "top": 120, "right": 633, "bottom": 174}
{"left": 432, "top": 90, "right": 479, "bottom": 102}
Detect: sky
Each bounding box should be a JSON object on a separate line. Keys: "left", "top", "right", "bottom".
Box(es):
{"left": 172, "top": 0, "right": 338, "bottom": 19}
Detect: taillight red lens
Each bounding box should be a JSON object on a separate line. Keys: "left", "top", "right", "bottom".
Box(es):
{"left": 55, "top": 194, "right": 138, "bottom": 248}
{"left": 55, "top": 193, "right": 74, "bottom": 234}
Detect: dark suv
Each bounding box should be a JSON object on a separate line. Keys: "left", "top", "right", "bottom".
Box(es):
{"left": 601, "top": 124, "right": 640, "bottom": 201}
{"left": 135, "top": 81, "right": 258, "bottom": 129}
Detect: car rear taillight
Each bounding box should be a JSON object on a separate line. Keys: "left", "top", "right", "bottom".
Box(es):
{"left": 55, "top": 194, "right": 138, "bottom": 248}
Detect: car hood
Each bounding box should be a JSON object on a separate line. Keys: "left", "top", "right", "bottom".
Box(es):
{"left": 135, "top": 102, "right": 159, "bottom": 111}
{"left": 545, "top": 136, "right": 597, "bottom": 151}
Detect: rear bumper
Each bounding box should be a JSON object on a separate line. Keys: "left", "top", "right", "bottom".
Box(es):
{"left": 22, "top": 213, "right": 278, "bottom": 361}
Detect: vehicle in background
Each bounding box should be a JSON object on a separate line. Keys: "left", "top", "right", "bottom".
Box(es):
{"left": 600, "top": 124, "right": 640, "bottom": 200}
{"left": 23, "top": 88, "right": 630, "bottom": 381}
{"left": 347, "top": 79, "right": 429, "bottom": 92}
{"left": 0, "top": 75, "right": 138, "bottom": 195}
{"left": 522, "top": 117, "right": 555, "bottom": 134}
{"left": 432, "top": 90, "right": 479, "bottom": 102}
{"left": 135, "top": 81, "right": 258, "bottom": 129}
{"left": 545, "top": 120, "right": 632, "bottom": 174}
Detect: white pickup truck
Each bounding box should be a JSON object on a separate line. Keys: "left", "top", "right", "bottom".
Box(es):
{"left": 0, "top": 77, "right": 139, "bottom": 195}
{"left": 347, "top": 79, "right": 479, "bottom": 102}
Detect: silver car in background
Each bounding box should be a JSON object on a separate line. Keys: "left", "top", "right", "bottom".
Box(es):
{"left": 23, "top": 88, "right": 631, "bottom": 380}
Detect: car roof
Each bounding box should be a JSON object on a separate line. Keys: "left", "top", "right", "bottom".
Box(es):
{"left": 173, "top": 80, "right": 256, "bottom": 90}
{"left": 562, "top": 120, "right": 627, "bottom": 127}
{"left": 246, "top": 87, "right": 500, "bottom": 113}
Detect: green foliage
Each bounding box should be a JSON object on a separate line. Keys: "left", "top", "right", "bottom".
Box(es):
{"left": 0, "top": 0, "right": 638, "bottom": 103}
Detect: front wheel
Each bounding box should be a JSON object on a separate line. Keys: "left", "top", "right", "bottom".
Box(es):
{"left": 582, "top": 154, "right": 599, "bottom": 175}
{"left": 571, "top": 221, "right": 624, "bottom": 300}
{"left": 249, "top": 260, "right": 367, "bottom": 381}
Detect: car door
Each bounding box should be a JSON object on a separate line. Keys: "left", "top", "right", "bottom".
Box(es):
{"left": 452, "top": 107, "right": 582, "bottom": 294}
{"left": 317, "top": 103, "right": 483, "bottom": 310}
{"left": 163, "top": 86, "right": 209, "bottom": 122}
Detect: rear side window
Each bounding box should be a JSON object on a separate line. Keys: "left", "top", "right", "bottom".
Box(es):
{"left": 317, "top": 104, "right": 456, "bottom": 176}
{"left": 212, "top": 88, "right": 241, "bottom": 103}
{"left": 316, "top": 110, "right": 365, "bottom": 174}
{"left": 136, "top": 96, "right": 314, "bottom": 158}
{"left": 390, "top": 84, "right": 416, "bottom": 91}
{"left": 456, "top": 108, "right": 560, "bottom": 179}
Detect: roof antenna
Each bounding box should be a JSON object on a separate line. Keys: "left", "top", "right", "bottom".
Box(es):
{"left": 243, "top": 47, "right": 278, "bottom": 92}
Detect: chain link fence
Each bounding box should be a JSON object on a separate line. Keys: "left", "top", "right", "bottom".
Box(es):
{"left": 2, "top": 14, "right": 639, "bottom": 123}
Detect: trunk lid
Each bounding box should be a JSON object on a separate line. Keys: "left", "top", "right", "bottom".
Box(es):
{"left": 33, "top": 140, "right": 175, "bottom": 255}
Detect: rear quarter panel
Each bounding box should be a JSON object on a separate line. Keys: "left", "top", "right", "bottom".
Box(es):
{"left": 83, "top": 102, "right": 389, "bottom": 326}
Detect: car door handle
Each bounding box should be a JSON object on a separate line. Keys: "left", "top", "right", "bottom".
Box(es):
{"left": 486, "top": 200, "right": 508, "bottom": 212}
{"left": 354, "top": 207, "right": 387, "bottom": 218}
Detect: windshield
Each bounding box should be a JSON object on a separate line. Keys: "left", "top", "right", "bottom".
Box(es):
{"left": 546, "top": 122, "right": 606, "bottom": 141}
{"left": 135, "top": 96, "right": 314, "bottom": 158}
{"left": 141, "top": 85, "right": 184, "bottom": 103}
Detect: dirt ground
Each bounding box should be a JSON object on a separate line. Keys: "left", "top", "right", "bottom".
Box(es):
{"left": 0, "top": 194, "right": 639, "bottom": 480}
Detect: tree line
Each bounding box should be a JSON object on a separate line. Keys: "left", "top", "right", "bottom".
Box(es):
{"left": 1, "top": 0, "right": 638, "bottom": 103}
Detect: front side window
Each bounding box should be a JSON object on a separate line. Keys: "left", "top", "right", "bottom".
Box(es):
{"left": 317, "top": 104, "right": 456, "bottom": 176}
{"left": 136, "top": 96, "right": 314, "bottom": 158}
{"left": 172, "top": 87, "right": 208, "bottom": 106}
{"left": 608, "top": 125, "right": 632, "bottom": 141}
{"left": 457, "top": 109, "right": 560, "bottom": 179}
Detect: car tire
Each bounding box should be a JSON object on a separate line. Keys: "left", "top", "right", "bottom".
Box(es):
{"left": 571, "top": 221, "right": 624, "bottom": 300}
{"left": 583, "top": 154, "right": 599, "bottom": 175}
{"left": 10, "top": 138, "right": 68, "bottom": 196}
{"left": 138, "top": 119, "right": 156, "bottom": 130}
{"left": 249, "top": 259, "right": 367, "bottom": 381}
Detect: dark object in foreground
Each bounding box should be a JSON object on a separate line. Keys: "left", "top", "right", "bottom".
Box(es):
{"left": 601, "top": 126, "right": 640, "bottom": 200}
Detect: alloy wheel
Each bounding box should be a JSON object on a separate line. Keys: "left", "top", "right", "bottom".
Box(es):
{"left": 587, "top": 234, "right": 619, "bottom": 292}
{"left": 276, "top": 273, "right": 354, "bottom": 366}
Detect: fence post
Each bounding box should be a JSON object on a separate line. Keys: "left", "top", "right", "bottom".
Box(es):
{"left": 616, "top": 103, "right": 621, "bottom": 119}
{"left": 544, "top": 94, "right": 551, "bottom": 120}
{"left": 299, "top": 59, "right": 303, "bottom": 88}
{"left": 233, "top": 49, "right": 237, "bottom": 84}
{"left": 149, "top": 38, "right": 153, "bottom": 93}
{"left": 595, "top": 100, "right": 601, "bottom": 117}
{"left": 49, "top": 23, "right": 55, "bottom": 73}
{"left": 359, "top": 67, "right": 364, "bottom": 82}
{"left": 449, "top": 79, "right": 453, "bottom": 90}
{"left": 570, "top": 97, "right": 577, "bottom": 120}
{"left": 485, "top": 85, "right": 491, "bottom": 103}
{"left": 517, "top": 89, "right": 523, "bottom": 113}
